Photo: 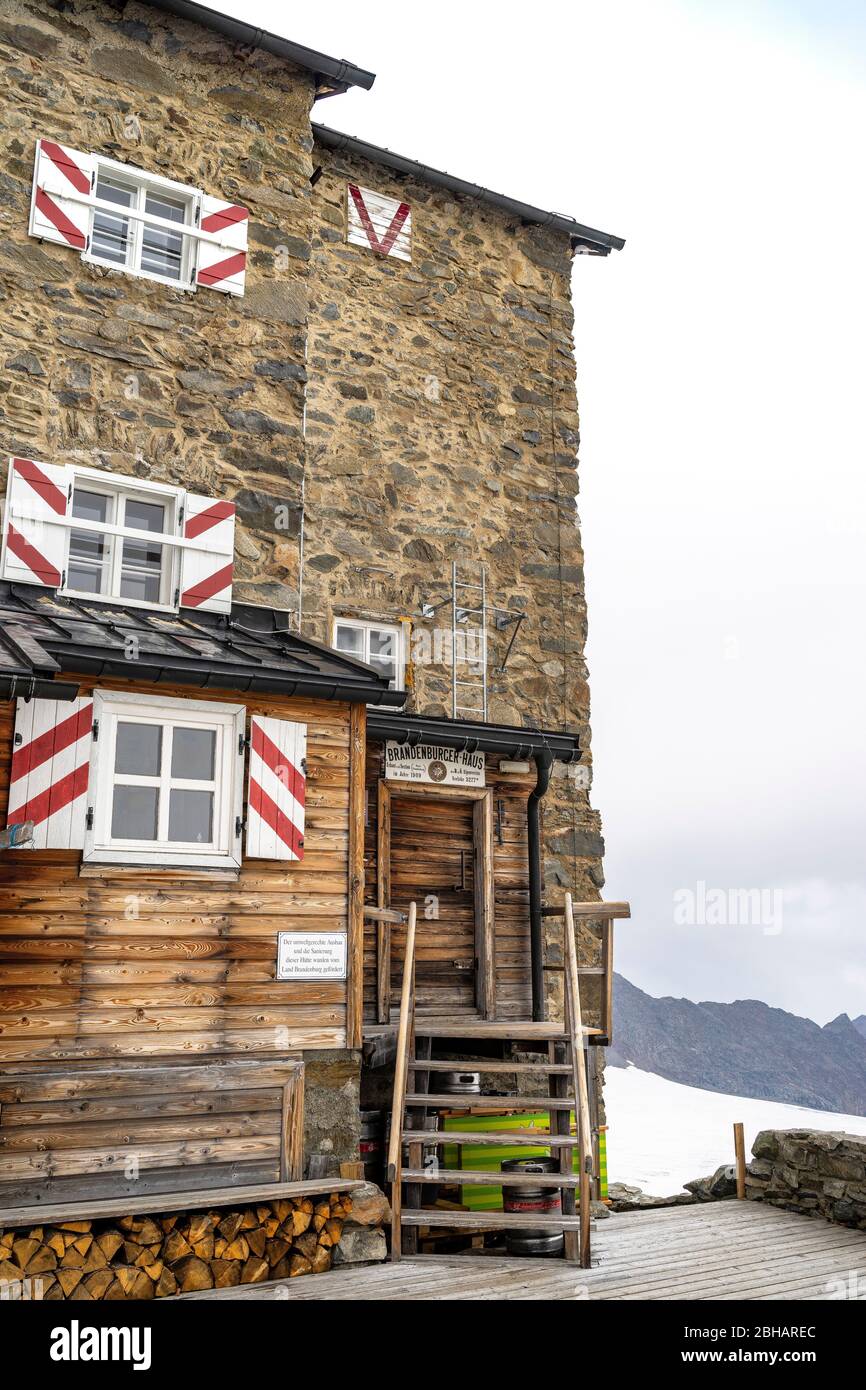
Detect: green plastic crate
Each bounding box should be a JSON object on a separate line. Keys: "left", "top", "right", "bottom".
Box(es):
{"left": 441, "top": 1111, "right": 608, "bottom": 1211}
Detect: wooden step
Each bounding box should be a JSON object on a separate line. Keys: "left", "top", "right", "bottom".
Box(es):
{"left": 408, "top": 1060, "right": 572, "bottom": 1074}
{"left": 402, "top": 1169, "right": 580, "bottom": 1188}
{"left": 412, "top": 1021, "right": 601, "bottom": 1039}
{"left": 401, "top": 1130, "right": 579, "bottom": 1148}
{"left": 404, "top": 1094, "right": 576, "bottom": 1110}
{"left": 400, "top": 1210, "right": 584, "bottom": 1231}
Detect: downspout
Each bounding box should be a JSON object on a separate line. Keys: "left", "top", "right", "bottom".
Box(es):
{"left": 528, "top": 749, "right": 554, "bottom": 1021}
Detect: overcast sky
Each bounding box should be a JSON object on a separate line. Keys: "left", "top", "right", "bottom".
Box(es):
{"left": 224, "top": 0, "right": 865, "bottom": 1024}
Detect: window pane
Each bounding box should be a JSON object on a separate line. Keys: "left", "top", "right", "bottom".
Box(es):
{"left": 334, "top": 625, "right": 364, "bottom": 657}
{"left": 72, "top": 490, "right": 110, "bottom": 525}
{"left": 119, "top": 539, "right": 163, "bottom": 603}
{"left": 93, "top": 178, "right": 133, "bottom": 266}
{"left": 168, "top": 789, "right": 214, "bottom": 844}
{"left": 141, "top": 191, "right": 186, "bottom": 281}
{"left": 369, "top": 628, "right": 397, "bottom": 683}
{"left": 115, "top": 722, "right": 162, "bottom": 776}
{"left": 124, "top": 498, "right": 166, "bottom": 534}
{"left": 111, "top": 785, "right": 159, "bottom": 840}
{"left": 171, "top": 727, "right": 216, "bottom": 781}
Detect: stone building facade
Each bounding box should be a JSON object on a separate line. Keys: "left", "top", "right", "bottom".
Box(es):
{"left": 0, "top": 0, "right": 621, "bottom": 1145}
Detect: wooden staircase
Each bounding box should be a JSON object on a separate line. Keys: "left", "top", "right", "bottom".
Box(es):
{"left": 387, "top": 896, "right": 598, "bottom": 1268}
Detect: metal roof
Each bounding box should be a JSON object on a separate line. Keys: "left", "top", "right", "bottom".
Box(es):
{"left": 142, "top": 1, "right": 376, "bottom": 95}
{"left": 314, "top": 124, "right": 625, "bottom": 254}
{"left": 366, "top": 709, "right": 580, "bottom": 761}
{"left": 0, "top": 584, "right": 406, "bottom": 706}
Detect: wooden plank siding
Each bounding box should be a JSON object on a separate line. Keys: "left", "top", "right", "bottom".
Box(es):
{"left": 0, "top": 676, "right": 365, "bottom": 1067}
{"left": 363, "top": 747, "right": 534, "bottom": 1022}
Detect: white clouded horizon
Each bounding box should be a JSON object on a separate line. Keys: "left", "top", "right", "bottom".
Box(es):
{"left": 209, "top": 0, "right": 864, "bottom": 1022}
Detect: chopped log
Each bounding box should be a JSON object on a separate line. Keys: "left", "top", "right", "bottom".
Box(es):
{"left": 103, "top": 1280, "right": 127, "bottom": 1301}
{"left": 115, "top": 1267, "right": 140, "bottom": 1297}
{"left": 187, "top": 1214, "right": 212, "bottom": 1246}
{"left": 57, "top": 1222, "right": 91, "bottom": 1233}
{"left": 211, "top": 1259, "right": 241, "bottom": 1289}
{"left": 289, "top": 1252, "right": 312, "bottom": 1277}
{"left": 96, "top": 1231, "right": 123, "bottom": 1262}
{"left": 155, "top": 1268, "right": 178, "bottom": 1298}
{"left": 217, "top": 1212, "right": 244, "bottom": 1243}
{"left": 131, "top": 1218, "right": 163, "bottom": 1246}
{"left": 264, "top": 1217, "right": 280, "bottom": 1237}
{"left": 82, "top": 1245, "right": 108, "bottom": 1274}
{"left": 12, "top": 1237, "right": 40, "bottom": 1269}
{"left": 83, "top": 1270, "right": 115, "bottom": 1300}
{"left": 293, "top": 1231, "right": 317, "bottom": 1260}
{"left": 160, "top": 1215, "right": 179, "bottom": 1233}
{"left": 72, "top": 1234, "right": 93, "bottom": 1255}
{"left": 265, "top": 1237, "right": 291, "bottom": 1264}
{"left": 240, "top": 1256, "right": 269, "bottom": 1284}
{"left": 256, "top": 1205, "right": 271, "bottom": 1223}
{"left": 324, "top": 1218, "right": 343, "bottom": 1245}
{"left": 163, "top": 1230, "right": 193, "bottom": 1264}
{"left": 272, "top": 1199, "right": 292, "bottom": 1223}
{"left": 25, "top": 1246, "right": 58, "bottom": 1276}
{"left": 313, "top": 1213, "right": 326, "bottom": 1233}
{"left": 222, "top": 1236, "right": 249, "bottom": 1262}
{"left": 246, "top": 1228, "right": 266, "bottom": 1258}
{"left": 291, "top": 1208, "right": 312, "bottom": 1236}
{"left": 142, "top": 1261, "right": 163, "bottom": 1283}
{"left": 191, "top": 1234, "right": 215, "bottom": 1261}
{"left": 57, "top": 1267, "right": 86, "bottom": 1296}
{"left": 0, "top": 1258, "right": 22, "bottom": 1283}
{"left": 60, "top": 1247, "right": 86, "bottom": 1269}
{"left": 130, "top": 1270, "right": 155, "bottom": 1300}
{"left": 311, "top": 1245, "right": 331, "bottom": 1274}
{"left": 173, "top": 1256, "right": 213, "bottom": 1293}
{"left": 240, "top": 1211, "right": 258, "bottom": 1231}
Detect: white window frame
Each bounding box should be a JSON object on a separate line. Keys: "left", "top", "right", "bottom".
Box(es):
{"left": 82, "top": 156, "right": 200, "bottom": 291}
{"left": 64, "top": 469, "right": 182, "bottom": 611}
{"left": 332, "top": 617, "right": 405, "bottom": 691}
{"left": 83, "top": 692, "right": 245, "bottom": 869}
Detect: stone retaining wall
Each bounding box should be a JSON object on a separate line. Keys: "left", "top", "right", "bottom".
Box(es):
{"left": 746, "top": 1129, "right": 866, "bottom": 1229}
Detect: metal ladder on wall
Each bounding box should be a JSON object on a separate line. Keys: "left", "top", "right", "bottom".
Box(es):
{"left": 387, "top": 896, "right": 597, "bottom": 1268}
{"left": 451, "top": 561, "right": 488, "bottom": 721}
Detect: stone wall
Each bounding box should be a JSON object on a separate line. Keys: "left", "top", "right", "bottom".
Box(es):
{"left": 306, "top": 142, "right": 606, "bottom": 1000}
{"left": 0, "top": 0, "right": 313, "bottom": 611}
{"left": 747, "top": 1130, "right": 866, "bottom": 1229}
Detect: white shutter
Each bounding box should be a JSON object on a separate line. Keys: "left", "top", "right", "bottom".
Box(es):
{"left": 7, "top": 696, "right": 93, "bottom": 849}
{"left": 29, "top": 139, "right": 94, "bottom": 251}
{"left": 246, "top": 716, "right": 306, "bottom": 861}
{"left": 1, "top": 456, "right": 69, "bottom": 588}
{"left": 178, "top": 493, "right": 235, "bottom": 613}
{"left": 347, "top": 184, "right": 412, "bottom": 262}
{"left": 196, "top": 195, "right": 248, "bottom": 296}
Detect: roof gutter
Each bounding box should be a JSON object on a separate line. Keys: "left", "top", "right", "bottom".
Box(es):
{"left": 143, "top": 2, "right": 376, "bottom": 95}
{"left": 313, "top": 124, "right": 625, "bottom": 252}
{"left": 0, "top": 677, "right": 80, "bottom": 702}
{"left": 366, "top": 710, "right": 579, "bottom": 760}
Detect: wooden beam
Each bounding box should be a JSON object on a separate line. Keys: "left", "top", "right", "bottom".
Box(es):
{"left": 376, "top": 780, "right": 392, "bottom": 1025}
{"left": 387, "top": 901, "right": 417, "bottom": 1262}
{"left": 734, "top": 1122, "right": 746, "bottom": 1199}
{"left": 346, "top": 702, "right": 366, "bottom": 1049}
{"left": 541, "top": 901, "right": 631, "bottom": 920}
{"left": 564, "top": 894, "right": 594, "bottom": 1270}
{"left": 472, "top": 790, "right": 496, "bottom": 1019}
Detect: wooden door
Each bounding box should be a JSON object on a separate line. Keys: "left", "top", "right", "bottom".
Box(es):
{"left": 375, "top": 783, "right": 496, "bottom": 1022}
{"left": 391, "top": 792, "right": 478, "bottom": 1017}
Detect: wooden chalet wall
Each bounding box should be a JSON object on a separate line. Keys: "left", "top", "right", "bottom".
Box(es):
{"left": 0, "top": 678, "right": 366, "bottom": 1069}
{"left": 363, "top": 747, "right": 535, "bottom": 1022}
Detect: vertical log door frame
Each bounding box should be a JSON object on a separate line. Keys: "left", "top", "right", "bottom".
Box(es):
{"left": 376, "top": 781, "right": 496, "bottom": 1023}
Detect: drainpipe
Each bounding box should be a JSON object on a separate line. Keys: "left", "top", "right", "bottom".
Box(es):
{"left": 528, "top": 749, "right": 553, "bottom": 1021}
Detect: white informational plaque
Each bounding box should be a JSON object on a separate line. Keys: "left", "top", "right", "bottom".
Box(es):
{"left": 276, "top": 932, "right": 347, "bottom": 981}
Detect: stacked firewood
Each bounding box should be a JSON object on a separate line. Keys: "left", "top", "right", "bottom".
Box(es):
{"left": 0, "top": 1192, "right": 352, "bottom": 1299}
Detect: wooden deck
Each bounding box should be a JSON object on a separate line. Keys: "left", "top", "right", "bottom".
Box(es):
{"left": 185, "top": 1201, "right": 866, "bottom": 1301}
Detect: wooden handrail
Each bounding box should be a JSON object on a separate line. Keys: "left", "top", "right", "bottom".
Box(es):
{"left": 564, "top": 892, "right": 594, "bottom": 1270}
{"left": 387, "top": 901, "right": 417, "bottom": 1262}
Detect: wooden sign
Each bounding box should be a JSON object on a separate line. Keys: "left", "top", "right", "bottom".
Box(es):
{"left": 384, "top": 742, "right": 485, "bottom": 787}
{"left": 276, "top": 932, "right": 347, "bottom": 981}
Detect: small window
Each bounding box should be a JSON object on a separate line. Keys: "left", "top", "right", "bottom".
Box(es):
{"left": 84, "top": 693, "right": 244, "bottom": 868}
{"left": 86, "top": 160, "right": 197, "bottom": 288}
{"left": 66, "top": 474, "right": 178, "bottom": 608}
{"left": 333, "top": 617, "right": 405, "bottom": 690}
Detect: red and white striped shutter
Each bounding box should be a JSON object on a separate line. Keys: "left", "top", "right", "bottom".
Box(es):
{"left": 29, "top": 139, "right": 94, "bottom": 251}
{"left": 1, "top": 457, "right": 69, "bottom": 588}
{"left": 178, "top": 494, "right": 235, "bottom": 614}
{"left": 7, "top": 696, "right": 93, "bottom": 849}
{"left": 347, "top": 184, "right": 412, "bottom": 262}
{"left": 246, "top": 717, "right": 306, "bottom": 861}
{"left": 197, "top": 195, "right": 248, "bottom": 296}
